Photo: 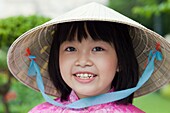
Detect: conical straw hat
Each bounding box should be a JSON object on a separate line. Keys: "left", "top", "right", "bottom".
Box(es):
{"left": 7, "top": 2, "right": 170, "bottom": 98}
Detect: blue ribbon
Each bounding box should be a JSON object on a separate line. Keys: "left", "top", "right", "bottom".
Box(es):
{"left": 27, "top": 50, "right": 162, "bottom": 109}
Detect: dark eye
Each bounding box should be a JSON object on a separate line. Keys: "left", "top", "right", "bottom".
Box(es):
{"left": 65, "top": 47, "right": 76, "bottom": 52}
{"left": 92, "top": 47, "right": 104, "bottom": 51}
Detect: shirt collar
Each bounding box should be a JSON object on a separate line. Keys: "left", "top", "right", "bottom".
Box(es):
{"left": 68, "top": 87, "right": 114, "bottom": 103}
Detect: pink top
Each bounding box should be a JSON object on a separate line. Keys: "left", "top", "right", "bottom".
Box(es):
{"left": 29, "top": 90, "right": 145, "bottom": 113}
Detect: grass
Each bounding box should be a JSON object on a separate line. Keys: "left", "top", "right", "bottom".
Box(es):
{"left": 134, "top": 92, "right": 170, "bottom": 113}
{"left": 0, "top": 76, "right": 170, "bottom": 113}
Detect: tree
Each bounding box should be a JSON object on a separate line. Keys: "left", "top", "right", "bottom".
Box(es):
{"left": 132, "top": 0, "right": 170, "bottom": 35}
{"left": 108, "top": 0, "right": 153, "bottom": 31}
{"left": 0, "top": 15, "right": 50, "bottom": 48}
{"left": 108, "top": 0, "right": 170, "bottom": 35}
{"left": 0, "top": 15, "right": 50, "bottom": 113}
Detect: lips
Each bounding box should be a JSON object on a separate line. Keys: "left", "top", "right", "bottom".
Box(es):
{"left": 73, "top": 72, "right": 97, "bottom": 83}
{"left": 74, "top": 73, "right": 97, "bottom": 79}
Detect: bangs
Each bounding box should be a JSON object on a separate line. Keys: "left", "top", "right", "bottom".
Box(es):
{"left": 56, "top": 21, "right": 114, "bottom": 45}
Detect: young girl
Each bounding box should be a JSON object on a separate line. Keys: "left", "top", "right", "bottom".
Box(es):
{"left": 7, "top": 2, "right": 170, "bottom": 113}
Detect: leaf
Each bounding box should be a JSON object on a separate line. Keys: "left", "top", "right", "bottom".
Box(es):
{"left": 0, "top": 15, "right": 51, "bottom": 48}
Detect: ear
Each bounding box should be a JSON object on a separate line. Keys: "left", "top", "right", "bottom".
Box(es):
{"left": 116, "top": 66, "right": 119, "bottom": 72}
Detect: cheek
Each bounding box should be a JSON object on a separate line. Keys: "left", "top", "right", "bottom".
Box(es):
{"left": 59, "top": 56, "right": 69, "bottom": 75}
{"left": 97, "top": 56, "right": 118, "bottom": 72}
{"left": 59, "top": 56, "right": 72, "bottom": 86}
{"left": 59, "top": 54, "right": 76, "bottom": 77}
{"left": 96, "top": 56, "right": 118, "bottom": 81}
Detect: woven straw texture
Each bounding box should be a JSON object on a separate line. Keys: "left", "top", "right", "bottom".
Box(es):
{"left": 7, "top": 2, "right": 170, "bottom": 98}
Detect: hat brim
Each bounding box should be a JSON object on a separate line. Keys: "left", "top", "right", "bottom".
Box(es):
{"left": 7, "top": 2, "right": 170, "bottom": 98}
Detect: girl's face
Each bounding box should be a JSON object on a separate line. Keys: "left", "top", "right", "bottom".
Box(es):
{"left": 59, "top": 35, "right": 118, "bottom": 99}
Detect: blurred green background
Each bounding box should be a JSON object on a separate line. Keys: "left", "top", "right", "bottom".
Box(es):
{"left": 1, "top": 0, "right": 170, "bottom": 113}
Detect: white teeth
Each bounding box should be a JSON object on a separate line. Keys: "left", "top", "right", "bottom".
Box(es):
{"left": 75, "top": 73, "right": 94, "bottom": 79}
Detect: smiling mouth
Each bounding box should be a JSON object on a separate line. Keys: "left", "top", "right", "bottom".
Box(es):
{"left": 73, "top": 73, "right": 97, "bottom": 79}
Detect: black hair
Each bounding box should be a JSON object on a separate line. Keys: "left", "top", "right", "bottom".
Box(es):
{"left": 48, "top": 21, "right": 139, "bottom": 104}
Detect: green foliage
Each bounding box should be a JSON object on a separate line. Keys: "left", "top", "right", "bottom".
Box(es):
{"left": 132, "top": 0, "right": 170, "bottom": 18}
{"left": 108, "top": 0, "right": 137, "bottom": 18}
{"left": 133, "top": 5, "right": 158, "bottom": 18}
{"left": 0, "top": 15, "right": 51, "bottom": 48}
{"left": 0, "top": 49, "right": 7, "bottom": 70}
{"left": 131, "top": 0, "right": 170, "bottom": 35}
{"left": 0, "top": 73, "right": 7, "bottom": 85}
{"left": 134, "top": 92, "right": 170, "bottom": 113}
{"left": 0, "top": 15, "right": 50, "bottom": 72}
{"left": 135, "top": 0, "right": 157, "bottom": 5}
{"left": 160, "top": 84, "right": 170, "bottom": 99}
{"left": 108, "top": 0, "right": 153, "bottom": 29}
{"left": 108, "top": 0, "right": 170, "bottom": 35}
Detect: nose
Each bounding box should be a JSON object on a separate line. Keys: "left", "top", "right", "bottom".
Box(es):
{"left": 75, "top": 53, "right": 93, "bottom": 67}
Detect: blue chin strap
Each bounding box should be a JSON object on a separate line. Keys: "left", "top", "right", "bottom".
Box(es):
{"left": 27, "top": 48, "right": 162, "bottom": 109}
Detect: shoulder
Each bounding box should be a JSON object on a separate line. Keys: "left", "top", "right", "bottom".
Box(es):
{"left": 28, "top": 98, "right": 66, "bottom": 113}
{"left": 112, "top": 103, "right": 145, "bottom": 113}
{"left": 87, "top": 102, "right": 145, "bottom": 113}
{"left": 28, "top": 102, "right": 59, "bottom": 113}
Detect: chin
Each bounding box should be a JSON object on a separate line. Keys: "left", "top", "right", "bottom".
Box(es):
{"left": 75, "top": 90, "right": 101, "bottom": 98}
